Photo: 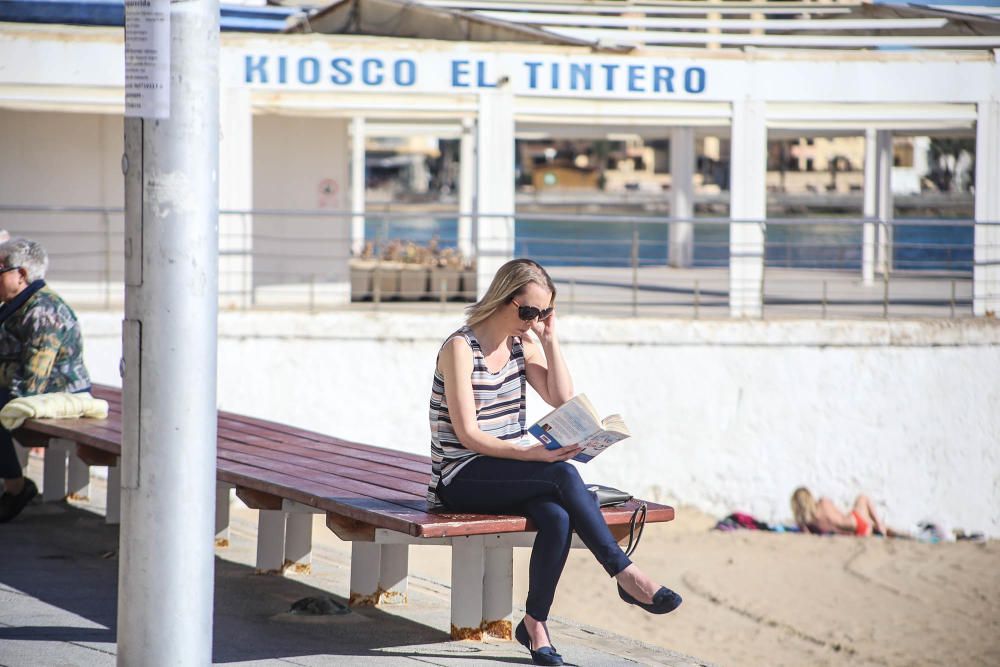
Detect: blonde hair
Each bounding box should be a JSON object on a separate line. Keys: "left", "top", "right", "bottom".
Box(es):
{"left": 790, "top": 487, "right": 818, "bottom": 531}
{"left": 465, "top": 259, "right": 556, "bottom": 327}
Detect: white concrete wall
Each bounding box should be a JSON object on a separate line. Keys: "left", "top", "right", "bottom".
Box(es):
{"left": 77, "top": 311, "right": 1000, "bottom": 537}
{"left": 252, "top": 115, "right": 350, "bottom": 289}
{"left": 0, "top": 109, "right": 123, "bottom": 280}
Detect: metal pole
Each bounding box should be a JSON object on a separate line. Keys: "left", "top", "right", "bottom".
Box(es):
{"left": 759, "top": 223, "right": 766, "bottom": 319}
{"left": 694, "top": 279, "right": 700, "bottom": 319}
{"left": 103, "top": 210, "right": 112, "bottom": 309}
{"left": 822, "top": 280, "right": 827, "bottom": 319}
{"left": 882, "top": 226, "right": 890, "bottom": 319}
{"left": 950, "top": 280, "right": 956, "bottom": 318}
{"left": 631, "top": 225, "right": 639, "bottom": 317}
{"left": 118, "top": 0, "right": 219, "bottom": 664}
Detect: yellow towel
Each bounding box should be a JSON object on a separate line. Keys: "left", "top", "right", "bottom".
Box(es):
{"left": 1, "top": 392, "right": 109, "bottom": 431}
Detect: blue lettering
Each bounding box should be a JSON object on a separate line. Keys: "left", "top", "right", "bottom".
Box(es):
{"left": 362, "top": 58, "right": 384, "bottom": 85}
{"left": 330, "top": 57, "right": 352, "bottom": 85}
{"left": 452, "top": 60, "right": 470, "bottom": 88}
{"left": 653, "top": 66, "right": 674, "bottom": 93}
{"left": 394, "top": 59, "right": 416, "bottom": 86}
{"left": 245, "top": 55, "right": 267, "bottom": 84}
{"left": 550, "top": 62, "right": 559, "bottom": 90}
{"left": 569, "top": 63, "right": 591, "bottom": 91}
{"left": 627, "top": 65, "right": 645, "bottom": 93}
{"left": 684, "top": 67, "right": 706, "bottom": 93}
{"left": 525, "top": 62, "right": 542, "bottom": 89}
{"left": 298, "top": 57, "right": 319, "bottom": 85}
{"left": 476, "top": 60, "right": 496, "bottom": 88}
{"left": 601, "top": 64, "right": 618, "bottom": 91}
{"left": 277, "top": 56, "right": 287, "bottom": 84}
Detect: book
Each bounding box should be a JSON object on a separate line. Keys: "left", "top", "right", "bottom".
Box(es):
{"left": 526, "top": 394, "right": 630, "bottom": 463}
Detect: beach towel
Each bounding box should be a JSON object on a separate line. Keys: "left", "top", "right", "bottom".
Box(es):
{"left": 0, "top": 392, "right": 109, "bottom": 431}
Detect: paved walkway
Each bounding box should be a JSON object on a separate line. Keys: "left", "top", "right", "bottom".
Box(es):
{"left": 0, "top": 469, "right": 709, "bottom": 667}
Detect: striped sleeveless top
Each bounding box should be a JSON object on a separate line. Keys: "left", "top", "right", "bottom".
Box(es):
{"left": 427, "top": 325, "right": 527, "bottom": 508}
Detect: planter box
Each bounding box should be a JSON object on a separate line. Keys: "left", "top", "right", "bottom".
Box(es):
{"left": 399, "top": 265, "right": 430, "bottom": 300}
{"left": 349, "top": 260, "right": 376, "bottom": 301}
{"left": 373, "top": 262, "right": 403, "bottom": 300}
{"left": 460, "top": 270, "right": 477, "bottom": 302}
{"left": 429, "top": 267, "right": 462, "bottom": 300}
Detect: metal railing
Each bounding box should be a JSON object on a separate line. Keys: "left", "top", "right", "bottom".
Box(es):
{"left": 1, "top": 204, "right": 992, "bottom": 319}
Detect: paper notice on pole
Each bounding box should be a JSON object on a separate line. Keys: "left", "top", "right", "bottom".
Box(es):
{"left": 125, "top": 0, "right": 170, "bottom": 119}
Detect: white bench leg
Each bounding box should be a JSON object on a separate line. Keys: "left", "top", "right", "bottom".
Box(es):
{"left": 483, "top": 540, "right": 514, "bottom": 639}
{"left": 215, "top": 483, "right": 232, "bottom": 548}
{"left": 42, "top": 439, "right": 72, "bottom": 502}
{"left": 348, "top": 542, "right": 409, "bottom": 606}
{"left": 67, "top": 452, "right": 90, "bottom": 501}
{"left": 256, "top": 509, "right": 286, "bottom": 574}
{"left": 350, "top": 542, "right": 382, "bottom": 605}
{"left": 105, "top": 465, "right": 121, "bottom": 525}
{"left": 284, "top": 512, "right": 313, "bottom": 574}
{"left": 451, "top": 535, "right": 486, "bottom": 640}
{"left": 378, "top": 544, "right": 408, "bottom": 605}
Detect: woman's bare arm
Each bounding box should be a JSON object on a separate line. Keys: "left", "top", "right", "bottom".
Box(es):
{"left": 439, "top": 337, "right": 579, "bottom": 463}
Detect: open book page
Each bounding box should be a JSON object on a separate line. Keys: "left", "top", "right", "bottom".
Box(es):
{"left": 527, "top": 394, "right": 630, "bottom": 463}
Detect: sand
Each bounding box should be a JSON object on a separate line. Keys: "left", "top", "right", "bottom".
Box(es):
{"left": 401, "top": 506, "right": 1000, "bottom": 667}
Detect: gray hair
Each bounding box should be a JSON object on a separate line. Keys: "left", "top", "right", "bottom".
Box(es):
{"left": 0, "top": 238, "right": 49, "bottom": 282}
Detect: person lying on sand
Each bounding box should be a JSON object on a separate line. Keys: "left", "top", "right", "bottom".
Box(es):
{"left": 790, "top": 486, "right": 899, "bottom": 537}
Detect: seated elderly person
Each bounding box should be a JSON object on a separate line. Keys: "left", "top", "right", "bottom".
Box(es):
{"left": 0, "top": 238, "right": 92, "bottom": 522}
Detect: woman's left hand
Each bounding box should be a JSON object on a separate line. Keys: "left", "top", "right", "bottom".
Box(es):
{"left": 531, "top": 308, "right": 556, "bottom": 345}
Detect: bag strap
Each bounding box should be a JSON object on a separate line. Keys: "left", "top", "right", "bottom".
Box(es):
{"left": 623, "top": 502, "right": 647, "bottom": 560}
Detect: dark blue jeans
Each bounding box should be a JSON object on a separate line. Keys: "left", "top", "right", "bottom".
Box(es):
{"left": 437, "top": 456, "right": 632, "bottom": 622}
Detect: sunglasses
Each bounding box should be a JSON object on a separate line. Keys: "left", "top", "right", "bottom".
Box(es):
{"left": 0, "top": 266, "right": 19, "bottom": 275}
{"left": 511, "top": 299, "right": 554, "bottom": 322}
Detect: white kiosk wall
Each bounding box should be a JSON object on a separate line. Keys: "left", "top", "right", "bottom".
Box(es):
{"left": 252, "top": 114, "right": 350, "bottom": 301}
{"left": 0, "top": 109, "right": 123, "bottom": 282}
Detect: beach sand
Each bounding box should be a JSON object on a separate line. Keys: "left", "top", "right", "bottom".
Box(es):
{"left": 403, "top": 506, "right": 1000, "bottom": 667}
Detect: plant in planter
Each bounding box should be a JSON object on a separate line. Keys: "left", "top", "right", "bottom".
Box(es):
{"left": 350, "top": 238, "right": 475, "bottom": 302}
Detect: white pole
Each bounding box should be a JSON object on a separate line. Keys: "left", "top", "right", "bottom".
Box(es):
{"left": 219, "top": 86, "right": 253, "bottom": 308}
{"left": 729, "top": 98, "right": 767, "bottom": 318}
{"left": 875, "top": 130, "right": 894, "bottom": 276}
{"left": 351, "top": 115, "right": 366, "bottom": 257}
{"left": 458, "top": 117, "right": 475, "bottom": 263}
{"left": 118, "top": 0, "right": 219, "bottom": 662}
{"left": 669, "top": 126, "right": 695, "bottom": 268}
{"left": 862, "top": 128, "right": 877, "bottom": 285}
{"left": 475, "top": 87, "right": 515, "bottom": 299}
{"left": 974, "top": 99, "right": 1000, "bottom": 317}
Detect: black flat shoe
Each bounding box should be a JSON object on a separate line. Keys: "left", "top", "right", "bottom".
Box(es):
{"left": 0, "top": 478, "right": 38, "bottom": 524}
{"left": 617, "top": 584, "right": 682, "bottom": 615}
{"left": 515, "top": 619, "right": 563, "bottom": 666}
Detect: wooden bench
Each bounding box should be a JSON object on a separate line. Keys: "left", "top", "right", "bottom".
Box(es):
{"left": 14, "top": 383, "right": 675, "bottom": 640}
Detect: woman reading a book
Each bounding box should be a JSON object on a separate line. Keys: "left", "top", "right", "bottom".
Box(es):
{"left": 428, "top": 258, "right": 681, "bottom": 666}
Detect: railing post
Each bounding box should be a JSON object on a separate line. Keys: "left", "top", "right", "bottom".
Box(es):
{"left": 950, "top": 280, "right": 956, "bottom": 318}
{"left": 104, "top": 209, "right": 112, "bottom": 309}
{"left": 693, "top": 279, "right": 700, "bottom": 319}
{"left": 631, "top": 224, "right": 639, "bottom": 317}
{"left": 759, "top": 222, "right": 767, "bottom": 319}
{"left": 882, "top": 233, "right": 891, "bottom": 319}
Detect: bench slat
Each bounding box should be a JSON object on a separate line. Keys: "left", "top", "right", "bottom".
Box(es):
{"left": 24, "top": 384, "right": 675, "bottom": 538}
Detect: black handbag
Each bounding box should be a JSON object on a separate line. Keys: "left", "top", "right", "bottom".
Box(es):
{"left": 587, "top": 484, "right": 633, "bottom": 507}
{"left": 587, "top": 484, "right": 646, "bottom": 559}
